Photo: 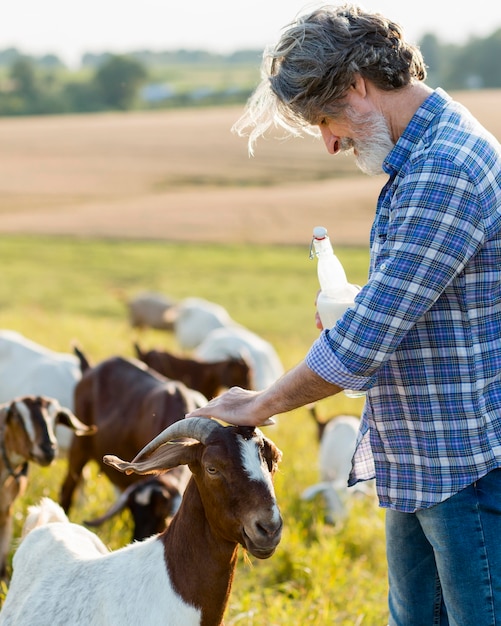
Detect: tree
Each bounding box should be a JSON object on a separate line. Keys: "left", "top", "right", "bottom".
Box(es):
{"left": 419, "top": 33, "right": 443, "bottom": 87}
{"left": 10, "top": 57, "right": 38, "bottom": 102}
{"left": 93, "top": 54, "right": 148, "bottom": 110}
{"left": 467, "top": 29, "right": 501, "bottom": 88}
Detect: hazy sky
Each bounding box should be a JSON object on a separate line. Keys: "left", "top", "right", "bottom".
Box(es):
{"left": 3, "top": 0, "right": 500, "bottom": 67}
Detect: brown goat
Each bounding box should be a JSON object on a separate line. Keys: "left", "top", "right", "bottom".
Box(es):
{"left": 134, "top": 342, "right": 253, "bottom": 400}
{"left": 60, "top": 353, "right": 207, "bottom": 528}
{"left": 0, "top": 395, "right": 93, "bottom": 579}
{"left": 1, "top": 419, "right": 283, "bottom": 625}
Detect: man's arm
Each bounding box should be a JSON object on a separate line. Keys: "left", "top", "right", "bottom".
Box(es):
{"left": 186, "top": 360, "right": 342, "bottom": 427}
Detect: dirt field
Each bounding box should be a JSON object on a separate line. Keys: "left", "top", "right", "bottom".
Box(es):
{"left": 0, "top": 90, "right": 499, "bottom": 246}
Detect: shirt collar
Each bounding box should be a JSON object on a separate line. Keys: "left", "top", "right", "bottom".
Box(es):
{"left": 383, "top": 88, "right": 452, "bottom": 176}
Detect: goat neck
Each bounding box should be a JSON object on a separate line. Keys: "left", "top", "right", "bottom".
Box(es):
{"left": 162, "top": 478, "right": 236, "bottom": 626}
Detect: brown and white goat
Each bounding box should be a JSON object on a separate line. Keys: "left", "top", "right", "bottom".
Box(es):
{"left": 134, "top": 342, "right": 253, "bottom": 400}
{"left": 1, "top": 418, "right": 283, "bottom": 626}
{"left": 60, "top": 352, "right": 207, "bottom": 539}
{"left": 0, "top": 396, "right": 93, "bottom": 579}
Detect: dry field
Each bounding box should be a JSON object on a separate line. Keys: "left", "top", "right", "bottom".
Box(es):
{"left": 0, "top": 90, "right": 499, "bottom": 246}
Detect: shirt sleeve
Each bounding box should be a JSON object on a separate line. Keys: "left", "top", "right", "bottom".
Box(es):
{"left": 306, "top": 155, "right": 486, "bottom": 387}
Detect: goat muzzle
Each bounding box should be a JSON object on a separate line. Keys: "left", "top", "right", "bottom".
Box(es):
{"left": 242, "top": 513, "right": 283, "bottom": 559}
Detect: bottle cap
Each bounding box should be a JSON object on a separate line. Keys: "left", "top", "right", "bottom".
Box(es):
{"left": 313, "top": 226, "right": 328, "bottom": 239}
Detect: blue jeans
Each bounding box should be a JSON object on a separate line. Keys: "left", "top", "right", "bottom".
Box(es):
{"left": 386, "top": 469, "right": 501, "bottom": 625}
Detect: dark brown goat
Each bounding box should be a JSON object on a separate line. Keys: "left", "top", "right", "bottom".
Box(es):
{"left": 84, "top": 466, "right": 191, "bottom": 541}
{"left": 60, "top": 352, "right": 207, "bottom": 534}
{"left": 134, "top": 342, "right": 253, "bottom": 400}
{"left": 308, "top": 403, "right": 329, "bottom": 441}
{"left": 0, "top": 395, "right": 93, "bottom": 578}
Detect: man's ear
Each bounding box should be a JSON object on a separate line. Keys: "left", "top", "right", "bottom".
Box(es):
{"left": 350, "top": 74, "right": 367, "bottom": 99}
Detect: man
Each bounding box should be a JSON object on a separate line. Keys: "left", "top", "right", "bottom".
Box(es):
{"left": 188, "top": 4, "right": 501, "bottom": 623}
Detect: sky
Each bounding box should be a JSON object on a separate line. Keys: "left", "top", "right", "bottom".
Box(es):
{"left": 3, "top": 0, "right": 501, "bottom": 68}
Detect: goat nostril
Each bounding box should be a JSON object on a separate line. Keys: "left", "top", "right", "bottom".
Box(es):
{"left": 256, "top": 519, "right": 282, "bottom": 538}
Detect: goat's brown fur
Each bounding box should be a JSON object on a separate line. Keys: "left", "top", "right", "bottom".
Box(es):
{"left": 106, "top": 422, "right": 283, "bottom": 626}
{"left": 134, "top": 343, "right": 252, "bottom": 400}
{"left": 60, "top": 354, "right": 206, "bottom": 521}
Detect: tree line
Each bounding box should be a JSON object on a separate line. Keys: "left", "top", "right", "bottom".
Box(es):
{"left": 0, "top": 28, "right": 500, "bottom": 117}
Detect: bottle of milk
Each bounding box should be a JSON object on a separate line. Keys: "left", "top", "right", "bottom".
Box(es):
{"left": 310, "top": 226, "right": 366, "bottom": 399}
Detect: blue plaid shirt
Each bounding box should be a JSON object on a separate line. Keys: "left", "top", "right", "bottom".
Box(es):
{"left": 305, "top": 89, "right": 501, "bottom": 512}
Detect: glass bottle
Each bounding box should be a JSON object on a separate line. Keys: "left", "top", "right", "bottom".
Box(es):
{"left": 310, "top": 226, "right": 366, "bottom": 399}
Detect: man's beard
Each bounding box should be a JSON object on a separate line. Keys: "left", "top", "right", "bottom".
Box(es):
{"left": 340, "top": 108, "right": 394, "bottom": 176}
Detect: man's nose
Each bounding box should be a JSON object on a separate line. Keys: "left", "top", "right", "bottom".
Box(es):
{"left": 320, "top": 125, "right": 341, "bottom": 155}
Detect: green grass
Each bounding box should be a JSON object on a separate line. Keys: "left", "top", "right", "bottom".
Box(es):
{"left": 0, "top": 235, "right": 388, "bottom": 624}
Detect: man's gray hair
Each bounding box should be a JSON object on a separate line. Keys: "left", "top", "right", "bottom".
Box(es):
{"left": 233, "top": 3, "right": 426, "bottom": 154}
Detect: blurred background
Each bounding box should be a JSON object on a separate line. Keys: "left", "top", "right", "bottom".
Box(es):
{"left": 1, "top": 0, "right": 501, "bottom": 116}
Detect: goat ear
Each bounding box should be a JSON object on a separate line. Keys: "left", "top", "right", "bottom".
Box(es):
{"left": 5, "top": 402, "right": 17, "bottom": 422}
{"left": 56, "top": 409, "right": 97, "bottom": 437}
{"left": 104, "top": 440, "right": 199, "bottom": 476}
{"left": 262, "top": 437, "right": 283, "bottom": 473}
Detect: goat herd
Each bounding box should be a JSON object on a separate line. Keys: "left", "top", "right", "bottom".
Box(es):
{"left": 0, "top": 293, "right": 370, "bottom": 625}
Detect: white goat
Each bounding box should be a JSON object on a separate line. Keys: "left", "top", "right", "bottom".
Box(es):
{"left": 301, "top": 413, "right": 375, "bottom": 523}
{"left": 194, "top": 326, "right": 284, "bottom": 391}
{"left": 164, "top": 298, "right": 284, "bottom": 390}
{"left": 0, "top": 330, "right": 82, "bottom": 452}
{"left": 0, "top": 418, "right": 283, "bottom": 626}
{"left": 166, "top": 297, "right": 239, "bottom": 351}
{"left": 126, "top": 291, "right": 177, "bottom": 330}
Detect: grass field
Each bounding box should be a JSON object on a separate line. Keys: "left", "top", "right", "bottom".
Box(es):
{"left": 0, "top": 235, "right": 387, "bottom": 624}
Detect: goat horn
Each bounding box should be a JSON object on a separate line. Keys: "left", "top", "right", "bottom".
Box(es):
{"left": 83, "top": 485, "right": 133, "bottom": 526}
{"left": 132, "top": 417, "right": 223, "bottom": 463}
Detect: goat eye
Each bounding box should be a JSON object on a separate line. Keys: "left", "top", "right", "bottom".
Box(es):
{"left": 206, "top": 466, "right": 218, "bottom": 475}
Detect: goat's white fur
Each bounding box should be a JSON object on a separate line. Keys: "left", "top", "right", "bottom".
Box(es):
{"left": 13, "top": 402, "right": 33, "bottom": 442}
{"left": 165, "top": 298, "right": 284, "bottom": 390}
{"left": 127, "top": 291, "right": 176, "bottom": 330}
{"left": 302, "top": 414, "right": 375, "bottom": 522}
{"left": 168, "top": 297, "right": 238, "bottom": 351}
{"left": 1, "top": 499, "right": 200, "bottom": 625}
{"left": 195, "top": 327, "right": 284, "bottom": 391}
{"left": 0, "top": 330, "right": 81, "bottom": 451}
